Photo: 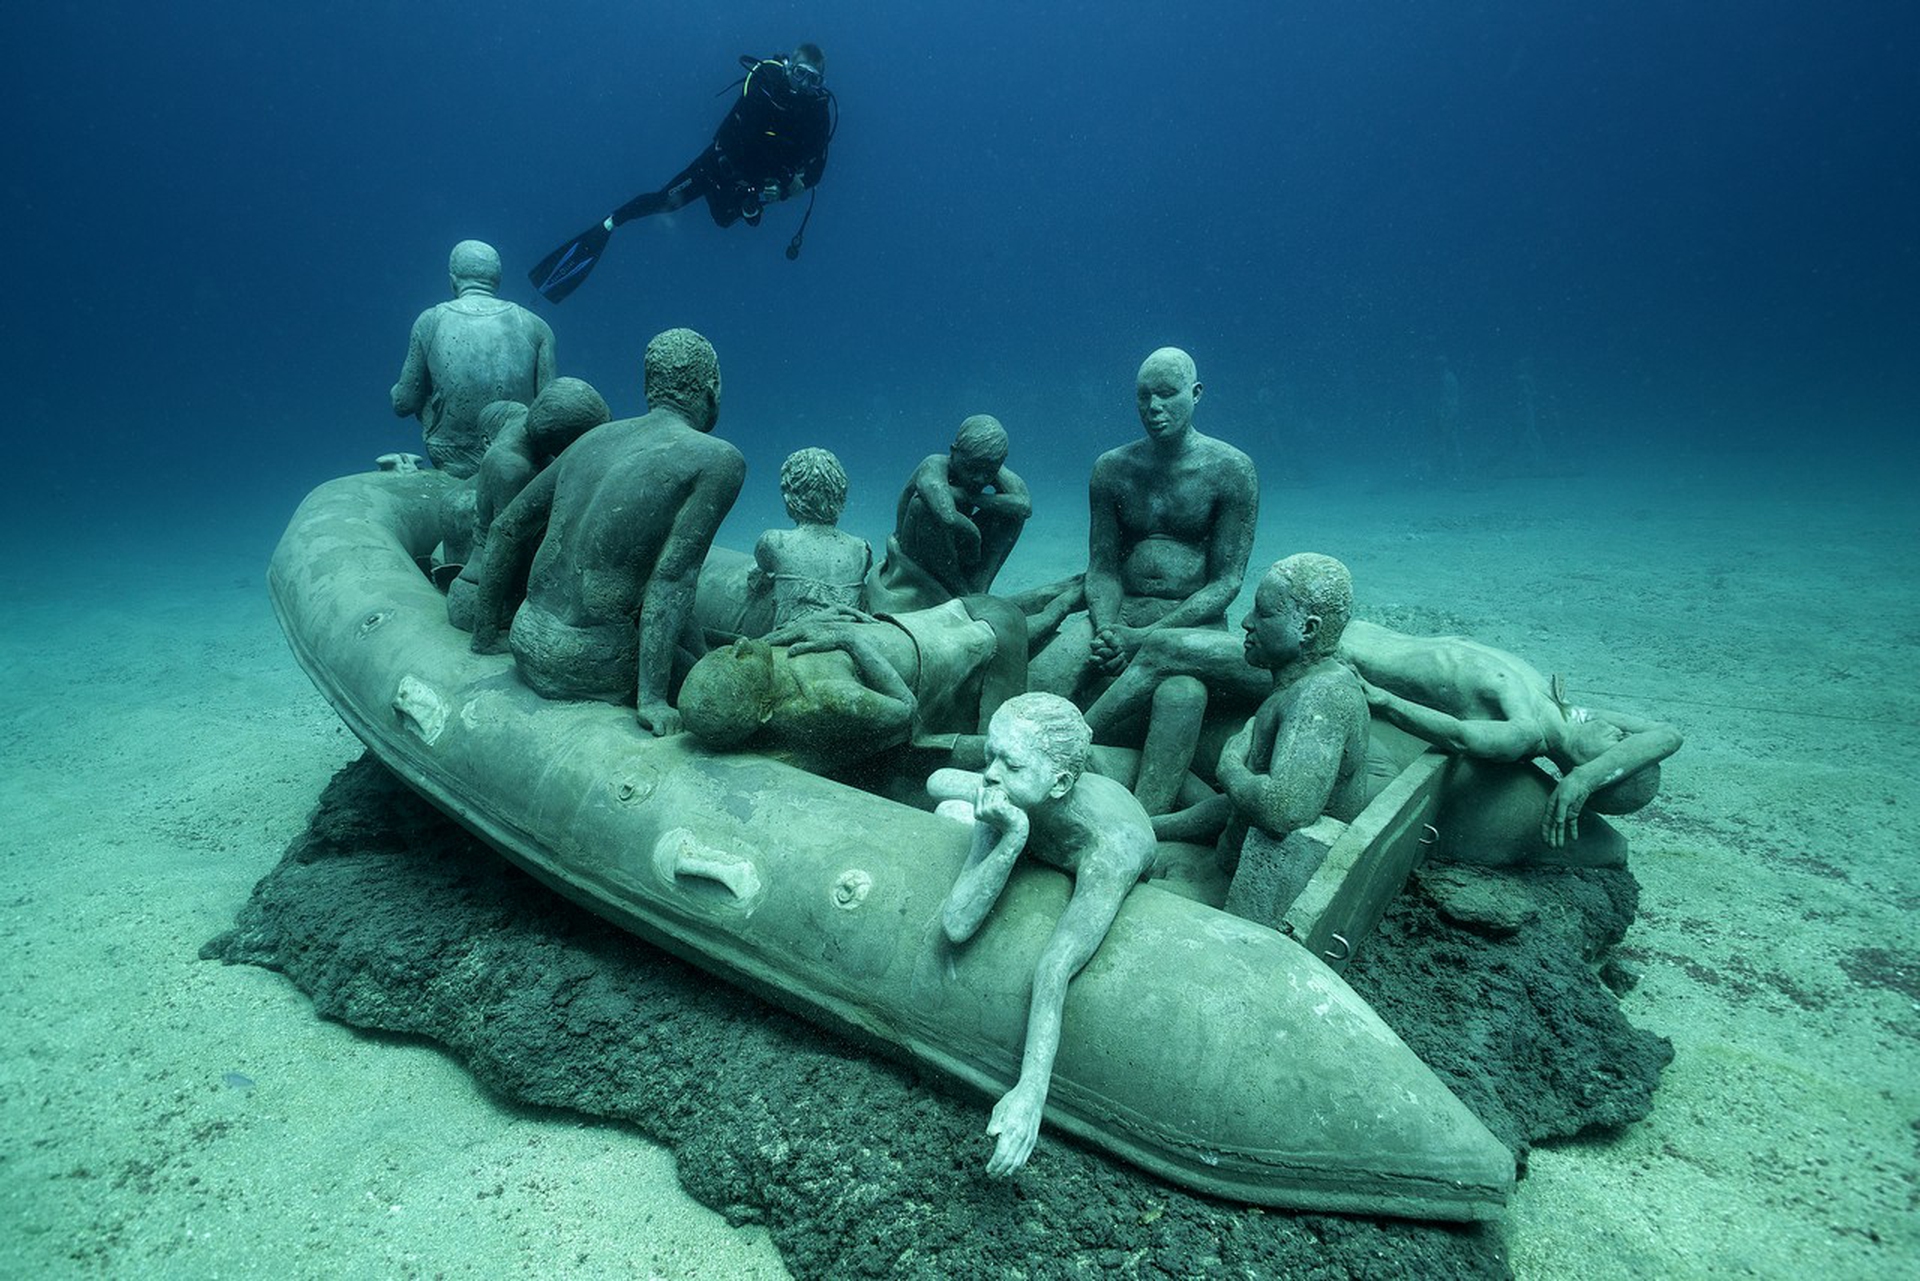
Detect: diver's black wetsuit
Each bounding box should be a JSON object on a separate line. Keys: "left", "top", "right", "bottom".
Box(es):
{"left": 614, "top": 59, "right": 832, "bottom": 229}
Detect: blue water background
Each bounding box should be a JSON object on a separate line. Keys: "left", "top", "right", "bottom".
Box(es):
{"left": 3, "top": 1, "right": 1914, "bottom": 560}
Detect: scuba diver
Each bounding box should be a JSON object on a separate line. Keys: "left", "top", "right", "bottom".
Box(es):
{"left": 530, "top": 44, "right": 837, "bottom": 303}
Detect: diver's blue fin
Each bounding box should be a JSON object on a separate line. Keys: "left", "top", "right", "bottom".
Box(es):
{"left": 527, "top": 221, "right": 613, "bottom": 304}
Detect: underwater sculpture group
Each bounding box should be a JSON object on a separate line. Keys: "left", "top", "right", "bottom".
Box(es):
{"left": 286, "top": 240, "right": 1687, "bottom": 1219}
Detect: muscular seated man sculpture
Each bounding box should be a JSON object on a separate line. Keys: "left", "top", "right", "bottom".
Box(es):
{"left": 471, "top": 329, "right": 743, "bottom": 736}
{"left": 447, "top": 378, "right": 610, "bottom": 631}
{"left": 390, "top": 240, "right": 556, "bottom": 477}
{"left": 752, "top": 448, "right": 872, "bottom": 629}
{"left": 1027, "top": 349, "right": 1258, "bottom": 708}
{"left": 927, "top": 693, "right": 1157, "bottom": 1179}
{"left": 868, "top": 414, "right": 1032, "bottom": 613}
{"left": 678, "top": 600, "right": 1027, "bottom": 775}
{"left": 1340, "top": 620, "right": 1683, "bottom": 850}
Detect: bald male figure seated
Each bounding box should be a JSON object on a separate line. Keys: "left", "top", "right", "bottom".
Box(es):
{"left": 391, "top": 239, "right": 556, "bottom": 478}
{"left": 1027, "top": 347, "right": 1258, "bottom": 710}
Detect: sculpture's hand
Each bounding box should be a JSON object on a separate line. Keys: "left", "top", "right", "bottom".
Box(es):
{"left": 974, "top": 782, "right": 1027, "bottom": 834}
{"left": 815, "top": 604, "right": 880, "bottom": 626}
{"left": 1088, "top": 626, "right": 1116, "bottom": 664}
{"left": 1088, "top": 626, "right": 1123, "bottom": 675}
{"left": 1357, "top": 676, "right": 1391, "bottom": 708}
{"left": 985, "top": 1081, "right": 1045, "bottom": 1177}
{"left": 775, "top": 619, "right": 853, "bottom": 652}
{"left": 1092, "top": 624, "right": 1147, "bottom": 675}
{"left": 637, "top": 699, "right": 683, "bottom": 738}
{"left": 1543, "top": 774, "right": 1591, "bottom": 849}
{"left": 763, "top": 619, "right": 809, "bottom": 647}
{"left": 1215, "top": 721, "right": 1256, "bottom": 789}
{"left": 766, "top": 608, "right": 874, "bottom": 648}
{"left": 940, "top": 783, "right": 1028, "bottom": 944}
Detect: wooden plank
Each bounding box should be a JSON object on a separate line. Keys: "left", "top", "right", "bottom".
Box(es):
{"left": 1284, "top": 751, "right": 1449, "bottom": 971}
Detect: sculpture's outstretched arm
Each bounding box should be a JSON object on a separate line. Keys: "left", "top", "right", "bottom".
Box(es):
{"left": 986, "top": 856, "right": 1134, "bottom": 1178}
{"left": 1361, "top": 679, "right": 1541, "bottom": 760}
{"left": 1544, "top": 718, "right": 1684, "bottom": 847}
{"left": 636, "top": 453, "right": 746, "bottom": 736}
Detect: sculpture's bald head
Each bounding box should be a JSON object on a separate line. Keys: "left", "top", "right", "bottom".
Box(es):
{"left": 644, "top": 328, "right": 722, "bottom": 432}
{"left": 1139, "top": 347, "right": 1197, "bottom": 386}
{"left": 448, "top": 240, "right": 502, "bottom": 295}
{"left": 526, "top": 377, "right": 611, "bottom": 456}
{"left": 1135, "top": 347, "right": 1202, "bottom": 444}
{"left": 680, "top": 638, "right": 777, "bottom": 749}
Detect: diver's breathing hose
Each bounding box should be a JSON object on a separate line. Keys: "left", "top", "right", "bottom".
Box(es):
{"left": 786, "top": 187, "right": 817, "bottom": 261}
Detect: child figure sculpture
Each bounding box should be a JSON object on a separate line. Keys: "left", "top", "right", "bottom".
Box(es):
{"left": 753, "top": 448, "right": 871, "bottom": 629}
{"left": 927, "top": 693, "right": 1156, "bottom": 1177}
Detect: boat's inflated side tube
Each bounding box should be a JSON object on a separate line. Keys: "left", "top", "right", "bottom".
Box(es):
{"left": 268, "top": 470, "right": 1515, "bottom": 1219}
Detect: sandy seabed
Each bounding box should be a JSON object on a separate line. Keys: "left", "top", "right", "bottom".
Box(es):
{"left": 2, "top": 450, "right": 1914, "bottom": 1279}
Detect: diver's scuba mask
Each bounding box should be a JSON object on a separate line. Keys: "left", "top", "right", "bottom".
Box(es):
{"left": 786, "top": 60, "right": 824, "bottom": 96}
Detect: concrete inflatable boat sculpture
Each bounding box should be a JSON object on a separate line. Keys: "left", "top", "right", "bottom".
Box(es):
{"left": 267, "top": 468, "right": 1516, "bottom": 1220}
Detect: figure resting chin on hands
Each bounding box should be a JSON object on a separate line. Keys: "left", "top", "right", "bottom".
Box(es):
{"left": 926, "top": 693, "right": 1156, "bottom": 1178}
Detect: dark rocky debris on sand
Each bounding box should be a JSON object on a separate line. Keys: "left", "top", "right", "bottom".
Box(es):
{"left": 204, "top": 754, "right": 1672, "bottom": 1280}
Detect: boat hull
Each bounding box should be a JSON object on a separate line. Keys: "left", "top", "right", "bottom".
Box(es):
{"left": 267, "top": 469, "right": 1515, "bottom": 1219}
